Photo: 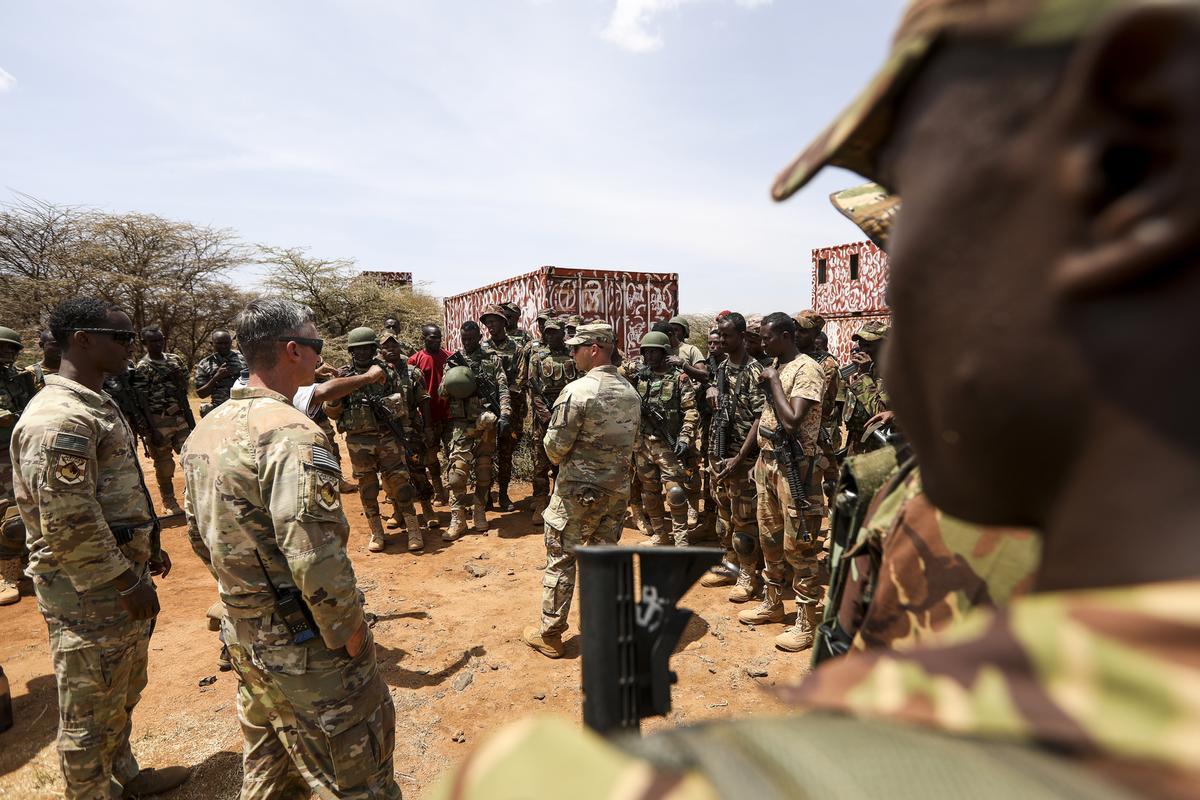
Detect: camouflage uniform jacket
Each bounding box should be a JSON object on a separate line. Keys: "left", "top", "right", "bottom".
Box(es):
{"left": 527, "top": 346, "right": 576, "bottom": 416}
{"left": 132, "top": 353, "right": 190, "bottom": 417}
{"left": 811, "top": 350, "right": 841, "bottom": 443}
{"left": 24, "top": 362, "right": 58, "bottom": 393}
{"left": 632, "top": 365, "right": 699, "bottom": 445}
{"left": 325, "top": 358, "right": 417, "bottom": 437}
{"left": 0, "top": 363, "right": 35, "bottom": 450}
{"left": 709, "top": 354, "right": 764, "bottom": 458}
{"left": 193, "top": 350, "right": 247, "bottom": 406}
{"left": 515, "top": 336, "right": 545, "bottom": 393}
{"left": 845, "top": 369, "right": 888, "bottom": 433}
{"left": 10, "top": 374, "right": 157, "bottom": 591}
{"left": 103, "top": 361, "right": 148, "bottom": 435}
{"left": 544, "top": 365, "right": 639, "bottom": 494}
{"left": 182, "top": 386, "right": 363, "bottom": 650}
{"left": 757, "top": 354, "right": 824, "bottom": 456}
{"left": 483, "top": 335, "right": 522, "bottom": 389}
{"left": 444, "top": 348, "right": 511, "bottom": 421}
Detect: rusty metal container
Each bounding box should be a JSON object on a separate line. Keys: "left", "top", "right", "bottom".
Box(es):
{"left": 811, "top": 241, "right": 890, "bottom": 361}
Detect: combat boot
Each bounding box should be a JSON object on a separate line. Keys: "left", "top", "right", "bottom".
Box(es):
{"left": 529, "top": 496, "right": 547, "bottom": 524}
{"left": 404, "top": 514, "right": 424, "bottom": 552}
{"left": 728, "top": 569, "right": 762, "bottom": 603}
{"left": 121, "top": 765, "right": 191, "bottom": 798}
{"left": 386, "top": 514, "right": 403, "bottom": 530}
{"left": 699, "top": 562, "right": 735, "bottom": 588}
{"left": 629, "top": 504, "right": 650, "bottom": 536}
{"left": 0, "top": 558, "right": 22, "bottom": 606}
{"left": 442, "top": 508, "right": 466, "bottom": 542}
{"left": 775, "top": 603, "right": 817, "bottom": 652}
{"left": 498, "top": 483, "right": 516, "bottom": 512}
{"left": 367, "top": 515, "right": 386, "bottom": 553}
{"left": 216, "top": 645, "right": 232, "bottom": 672}
{"left": 471, "top": 503, "right": 490, "bottom": 533}
{"left": 160, "top": 494, "right": 184, "bottom": 517}
{"left": 420, "top": 497, "right": 440, "bottom": 529}
{"left": 738, "top": 581, "right": 784, "bottom": 625}
{"left": 522, "top": 626, "right": 564, "bottom": 659}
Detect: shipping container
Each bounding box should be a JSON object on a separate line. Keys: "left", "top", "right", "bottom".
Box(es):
{"left": 443, "top": 267, "right": 679, "bottom": 354}
{"left": 811, "top": 241, "right": 891, "bottom": 362}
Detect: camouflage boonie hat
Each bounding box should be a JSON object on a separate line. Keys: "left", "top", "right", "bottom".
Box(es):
{"left": 499, "top": 301, "right": 521, "bottom": 318}
{"left": 795, "top": 310, "right": 825, "bottom": 331}
{"left": 479, "top": 304, "right": 507, "bottom": 323}
{"left": 536, "top": 307, "right": 555, "bottom": 321}
{"left": 771, "top": 0, "right": 1126, "bottom": 201}
{"left": 542, "top": 317, "right": 563, "bottom": 331}
{"left": 853, "top": 321, "right": 890, "bottom": 342}
{"left": 566, "top": 323, "right": 615, "bottom": 347}
{"left": 831, "top": 183, "right": 902, "bottom": 249}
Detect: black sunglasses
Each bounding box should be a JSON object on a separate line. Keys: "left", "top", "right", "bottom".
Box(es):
{"left": 276, "top": 336, "right": 324, "bottom": 355}
{"left": 72, "top": 328, "right": 137, "bottom": 344}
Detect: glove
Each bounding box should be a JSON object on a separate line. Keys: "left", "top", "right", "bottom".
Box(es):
{"left": 498, "top": 416, "right": 511, "bottom": 437}
{"left": 673, "top": 438, "right": 691, "bottom": 459}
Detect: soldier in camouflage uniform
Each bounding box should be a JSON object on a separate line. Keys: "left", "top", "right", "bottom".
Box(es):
{"left": 24, "top": 329, "right": 61, "bottom": 391}
{"left": 12, "top": 299, "right": 188, "bottom": 799}
{"left": 378, "top": 331, "right": 440, "bottom": 531}
{"left": 796, "top": 311, "right": 843, "bottom": 504}
{"left": 844, "top": 321, "right": 889, "bottom": 456}
{"left": 738, "top": 313, "right": 828, "bottom": 653}
{"left": 701, "top": 313, "right": 766, "bottom": 602}
{"left": 324, "top": 327, "right": 424, "bottom": 554}
{"left": 523, "top": 323, "right": 639, "bottom": 658}
{"left": 525, "top": 317, "right": 576, "bottom": 520}
{"left": 630, "top": 331, "right": 700, "bottom": 547}
{"left": 514, "top": 306, "right": 554, "bottom": 402}
{"left": 442, "top": 320, "right": 510, "bottom": 539}
{"left": 132, "top": 325, "right": 194, "bottom": 516}
{"left": 0, "top": 326, "right": 35, "bottom": 606}
{"left": 193, "top": 329, "right": 246, "bottom": 417}
{"left": 481, "top": 304, "right": 524, "bottom": 512}
{"left": 184, "top": 299, "right": 399, "bottom": 800}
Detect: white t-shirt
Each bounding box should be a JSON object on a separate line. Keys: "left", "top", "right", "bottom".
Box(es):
{"left": 233, "top": 374, "right": 320, "bottom": 419}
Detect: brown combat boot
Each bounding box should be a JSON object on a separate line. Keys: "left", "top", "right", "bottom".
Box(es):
{"left": 367, "top": 516, "right": 386, "bottom": 553}
{"left": 728, "top": 568, "right": 762, "bottom": 603}
{"left": 404, "top": 514, "right": 424, "bottom": 552}
{"left": 700, "top": 564, "right": 735, "bottom": 588}
{"left": 420, "top": 497, "right": 440, "bottom": 529}
{"left": 522, "top": 626, "right": 564, "bottom": 659}
{"left": 442, "top": 508, "right": 466, "bottom": 542}
{"left": 775, "top": 603, "right": 817, "bottom": 652}
{"left": 0, "top": 558, "right": 22, "bottom": 606}
{"left": 738, "top": 581, "right": 784, "bottom": 625}
{"left": 121, "top": 765, "right": 191, "bottom": 798}
{"left": 629, "top": 504, "right": 650, "bottom": 536}
{"left": 471, "top": 502, "right": 490, "bottom": 533}
{"left": 160, "top": 494, "right": 184, "bottom": 517}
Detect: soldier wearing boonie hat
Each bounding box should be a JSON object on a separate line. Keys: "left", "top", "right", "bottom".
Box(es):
{"left": 481, "top": 305, "right": 524, "bottom": 512}
{"left": 525, "top": 316, "right": 576, "bottom": 520}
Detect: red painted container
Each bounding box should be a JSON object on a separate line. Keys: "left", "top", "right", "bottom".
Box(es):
{"left": 443, "top": 267, "right": 679, "bottom": 354}
{"left": 811, "top": 241, "right": 891, "bottom": 362}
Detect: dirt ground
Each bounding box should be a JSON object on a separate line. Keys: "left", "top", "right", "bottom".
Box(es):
{"left": 0, "top": 446, "right": 802, "bottom": 799}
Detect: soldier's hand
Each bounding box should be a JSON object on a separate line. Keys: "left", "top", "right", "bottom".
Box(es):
{"left": 344, "top": 620, "right": 369, "bottom": 659}
{"left": 214, "top": 365, "right": 231, "bottom": 380}
{"left": 366, "top": 364, "right": 387, "bottom": 384}
{"left": 665, "top": 356, "right": 684, "bottom": 368}
{"left": 705, "top": 387, "right": 718, "bottom": 404}
{"left": 498, "top": 415, "right": 511, "bottom": 436}
{"left": 673, "top": 438, "right": 691, "bottom": 459}
{"left": 150, "top": 549, "right": 172, "bottom": 579}
{"left": 117, "top": 578, "right": 160, "bottom": 621}
{"left": 866, "top": 409, "right": 895, "bottom": 430}
{"left": 714, "top": 455, "right": 739, "bottom": 482}
{"left": 759, "top": 366, "right": 778, "bottom": 383}
{"left": 850, "top": 351, "right": 872, "bottom": 366}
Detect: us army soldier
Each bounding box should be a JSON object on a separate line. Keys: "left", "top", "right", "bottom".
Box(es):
{"left": 12, "top": 299, "right": 188, "bottom": 799}
{"left": 183, "top": 299, "right": 399, "bottom": 800}
{"left": 193, "top": 328, "right": 246, "bottom": 417}
{"left": 0, "top": 325, "right": 35, "bottom": 606}
{"left": 132, "top": 325, "right": 194, "bottom": 516}
{"left": 525, "top": 317, "right": 576, "bottom": 520}
{"left": 523, "top": 323, "right": 639, "bottom": 659}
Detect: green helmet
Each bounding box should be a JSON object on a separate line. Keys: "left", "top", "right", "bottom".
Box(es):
{"left": 346, "top": 327, "right": 378, "bottom": 348}
{"left": 442, "top": 366, "right": 478, "bottom": 399}
{"left": 0, "top": 327, "right": 22, "bottom": 349}
{"left": 639, "top": 331, "right": 670, "bottom": 351}
{"left": 668, "top": 316, "right": 690, "bottom": 337}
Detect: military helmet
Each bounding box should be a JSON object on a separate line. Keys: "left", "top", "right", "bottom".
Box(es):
{"left": 668, "top": 315, "right": 690, "bottom": 337}
{"left": 442, "top": 365, "right": 477, "bottom": 399}
{"left": 0, "top": 326, "right": 23, "bottom": 349}
{"left": 639, "top": 331, "right": 670, "bottom": 351}
{"left": 346, "top": 327, "right": 378, "bottom": 348}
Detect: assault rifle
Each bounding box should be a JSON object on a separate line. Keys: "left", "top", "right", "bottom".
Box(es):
{"left": 759, "top": 383, "right": 813, "bottom": 542}
{"left": 174, "top": 379, "right": 197, "bottom": 430}
{"left": 364, "top": 393, "right": 409, "bottom": 450}
{"left": 709, "top": 365, "right": 731, "bottom": 463}
{"left": 448, "top": 352, "right": 503, "bottom": 417}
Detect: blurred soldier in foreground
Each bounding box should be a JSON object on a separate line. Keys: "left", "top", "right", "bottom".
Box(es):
{"left": 523, "top": 323, "right": 639, "bottom": 658}
{"left": 193, "top": 328, "right": 246, "bottom": 417}
{"left": 25, "top": 329, "right": 61, "bottom": 391}
{"left": 0, "top": 326, "right": 34, "bottom": 606}
{"left": 132, "top": 325, "right": 194, "bottom": 517}
{"left": 12, "top": 299, "right": 187, "bottom": 799}
{"left": 481, "top": 305, "right": 522, "bottom": 511}
{"left": 525, "top": 317, "right": 576, "bottom": 520}
{"left": 433, "top": 0, "right": 1200, "bottom": 796}
{"left": 184, "top": 298, "right": 399, "bottom": 800}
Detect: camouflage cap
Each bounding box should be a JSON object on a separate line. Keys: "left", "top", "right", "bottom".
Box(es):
{"left": 853, "top": 320, "right": 890, "bottom": 341}
{"left": 831, "top": 183, "right": 902, "bottom": 249}
{"left": 536, "top": 306, "right": 555, "bottom": 321}
{"left": 771, "top": 0, "right": 1126, "bottom": 201}
{"left": 565, "top": 314, "right": 584, "bottom": 328}
{"left": 795, "top": 310, "right": 825, "bottom": 331}
{"left": 745, "top": 314, "right": 764, "bottom": 332}
{"left": 499, "top": 301, "right": 521, "bottom": 318}
{"left": 542, "top": 317, "right": 563, "bottom": 331}
{"left": 566, "top": 323, "right": 615, "bottom": 347}
{"left": 479, "top": 304, "right": 507, "bottom": 323}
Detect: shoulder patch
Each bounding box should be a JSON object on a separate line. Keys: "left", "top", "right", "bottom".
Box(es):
{"left": 311, "top": 444, "right": 342, "bottom": 476}
{"left": 53, "top": 431, "right": 91, "bottom": 455}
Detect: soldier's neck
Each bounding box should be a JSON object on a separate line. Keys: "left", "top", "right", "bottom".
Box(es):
{"left": 726, "top": 347, "right": 749, "bottom": 364}
{"left": 58, "top": 358, "right": 105, "bottom": 392}
{"left": 40, "top": 356, "right": 61, "bottom": 370}
{"left": 775, "top": 347, "right": 800, "bottom": 365}
{"left": 247, "top": 368, "right": 301, "bottom": 403}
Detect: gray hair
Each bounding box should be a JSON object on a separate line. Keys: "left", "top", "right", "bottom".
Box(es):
{"left": 234, "top": 298, "right": 316, "bottom": 369}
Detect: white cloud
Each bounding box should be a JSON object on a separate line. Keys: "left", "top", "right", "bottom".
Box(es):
{"left": 601, "top": 0, "right": 774, "bottom": 52}
{"left": 0, "top": 67, "right": 16, "bottom": 92}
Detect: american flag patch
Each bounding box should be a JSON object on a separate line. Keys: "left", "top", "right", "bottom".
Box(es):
{"left": 311, "top": 445, "right": 341, "bottom": 477}
{"left": 53, "top": 432, "right": 90, "bottom": 455}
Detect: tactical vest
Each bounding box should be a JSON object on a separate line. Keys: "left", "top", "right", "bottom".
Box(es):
{"left": 336, "top": 359, "right": 403, "bottom": 436}
{"left": 532, "top": 350, "right": 576, "bottom": 401}
{"left": 635, "top": 367, "right": 685, "bottom": 438}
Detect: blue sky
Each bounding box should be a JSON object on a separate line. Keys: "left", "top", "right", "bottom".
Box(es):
{"left": 0, "top": 0, "right": 900, "bottom": 313}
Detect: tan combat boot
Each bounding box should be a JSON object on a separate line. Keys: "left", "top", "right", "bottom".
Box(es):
{"left": 367, "top": 515, "right": 386, "bottom": 553}
{"left": 700, "top": 559, "right": 736, "bottom": 588}
{"left": 728, "top": 568, "right": 762, "bottom": 603}
{"left": 404, "top": 514, "right": 424, "bottom": 552}
{"left": 629, "top": 504, "right": 650, "bottom": 536}
{"left": 121, "top": 765, "right": 191, "bottom": 798}
{"left": 522, "top": 626, "right": 564, "bottom": 659}
{"left": 442, "top": 508, "right": 466, "bottom": 542}
{"left": 471, "top": 502, "right": 490, "bottom": 533}
{"left": 420, "top": 497, "right": 440, "bottom": 529}
{"left": 738, "top": 581, "right": 784, "bottom": 625}
{"left": 775, "top": 603, "right": 817, "bottom": 652}
{"left": 0, "top": 558, "right": 22, "bottom": 606}
{"left": 160, "top": 494, "right": 184, "bottom": 517}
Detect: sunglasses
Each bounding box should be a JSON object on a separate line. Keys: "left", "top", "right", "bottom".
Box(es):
{"left": 276, "top": 336, "right": 324, "bottom": 355}
{"left": 72, "top": 328, "right": 137, "bottom": 345}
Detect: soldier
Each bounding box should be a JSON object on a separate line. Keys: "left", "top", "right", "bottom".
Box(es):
{"left": 796, "top": 311, "right": 843, "bottom": 504}
{"left": 183, "top": 299, "right": 399, "bottom": 800}
{"left": 523, "top": 323, "right": 639, "bottom": 658}
{"left": 665, "top": 316, "right": 709, "bottom": 383}
{"left": 408, "top": 323, "right": 452, "bottom": 504}
{"left": 843, "top": 321, "right": 890, "bottom": 455}
{"left": 193, "top": 328, "right": 246, "bottom": 417}
{"left": 324, "top": 327, "right": 424, "bottom": 553}
{"left": 563, "top": 314, "right": 582, "bottom": 339}
{"left": 378, "top": 331, "right": 440, "bottom": 531}
{"left": 0, "top": 326, "right": 35, "bottom": 606}
{"left": 12, "top": 299, "right": 188, "bottom": 799}
{"left": 737, "top": 312, "right": 827, "bottom": 653}
{"left": 102, "top": 341, "right": 158, "bottom": 457}
{"left": 480, "top": 304, "right": 522, "bottom": 511}
{"left": 514, "top": 306, "right": 554, "bottom": 402}
{"left": 744, "top": 313, "right": 769, "bottom": 365}
{"left": 525, "top": 317, "right": 576, "bottom": 520}
{"left": 382, "top": 316, "right": 415, "bottom": 356}
{"left": 25, "top": 329, "right": 61, "bottom": 391}
{"left": 132, "top": 325, "right": 194, "bottom": 517}
{"left": 312, "top": 360, "right": 356, "bottom": 494}
{"left": 499, "top": 301, "right": 530, "bottom": 348}
{"left": 442, "top": 321, "right": 510, "bottom": 539}
{"left": 631, "top": 331, "right": 699, "bottom": 547}
{"left": 702, "top": 313, "right": 766, "bottom": 602}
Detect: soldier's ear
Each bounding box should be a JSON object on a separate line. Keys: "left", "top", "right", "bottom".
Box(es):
{"left": 1050, "top": 3, "right": 1200, "bottom": 296}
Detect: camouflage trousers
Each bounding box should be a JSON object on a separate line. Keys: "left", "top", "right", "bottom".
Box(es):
{"left": 345, "top": 432, "right": 416, "bottom": 520}
{"left": 223, "top": 614, "right": 400, "bottom": 800}
{"left": 34, "top": 568, "right": 154, "bottom": 800}
{"left": 402, "top": 432, "right": 435, "bottom": 500}
{"left": 711, "top": 456, "right": 761, "bottom": 575}
{"left": 0, "top": 451, "right": 26, "bottom": 561}
{"left": 446, "top": 414, "right": 497, "bottom": 512}
{"left": 634, "top": 437, "right": 691, "bottom": 544}
{"left": 540, "top": 481, "right": 628, "bottom": 637}
{"left": 755, "top": 451, "right": 826, "bottom": 607}
{"left": 529, "top": 414, "right": 559, "bottom": 500}
{"left": 145, "top": 414, "right": 190, "bottom": 500}
{"left": 494, "top": 395, "right": 525, "bottom": 489}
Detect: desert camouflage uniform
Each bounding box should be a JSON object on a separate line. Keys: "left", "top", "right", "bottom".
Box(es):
{"left": 324, "top": 359, "right": 422, "bottom": 536}
{"left": 0, "top": 364, "right": 36, "bottom": 595}
{"left": 442, "top": 348, "right": 510, "bottom": 521}
{"left": 193, "top": 350, "right": 247, "bottom": 417}
{"left": 183, "top": 386, "right": 399, "bottom": 800}
{"left": 526, "top": 340, "right": 576, "bottom": 513}
{"left": 483, "top": 334, "right": 524, "bottom": 496}
{"left": 810, "top": 349, "right": 842, "bottom": 497}
{"left": 132, "top": 353, "right": 191, "bottom": 504}
{"left": 11, "top": 374, "right": 161, "bottom": 800}
{"left": 844, "top": 369, "right": 888, "bottom": 456}
{"left": 632, "top": 364, "right": 699, "bottom": 546}
{"left": 539, "top": 363, "right": 639, "bottom": 637}
{"left": 25, "top": 361, "right": 58, "bottom": 392}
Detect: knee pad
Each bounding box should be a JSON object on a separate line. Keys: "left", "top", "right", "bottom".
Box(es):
{"left": 733, "top": 531, "right": 758, "bottom": 557}
{"left": 391, "top": 481, "right": 415, "bottom": 504}
{"left": 666, "top": 485, "right": 688, "bottom": 508}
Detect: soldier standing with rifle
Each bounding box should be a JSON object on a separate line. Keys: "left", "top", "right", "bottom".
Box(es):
{"left": 481, "top": 305, "right": 522, "bottom": 512}
{"left": 525, "top": 317, "right": 575, "bottom": 521}
{"left": 193, "top": 329, "right": 246, "bottom": 417}
{"left": 324, "top": 327, "right": 424, "bottom": 554}
{"left": 133, "top": 325, "right": 194, "bottom": 517}
{"left": 797, "top": 311, "right": 843, "bottom": 505}
{"left": 0, "top": 326, "right": 35, "bottom": 606}
{"left": 379, "top": 331, "right": 440, "bottom": 532}
{"left": 844, "top": 321, "right": 890, "bottom": 455}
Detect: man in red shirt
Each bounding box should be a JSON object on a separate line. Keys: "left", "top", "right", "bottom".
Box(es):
{"left": 408, "top": 323, "right": 451, "bottom": 503}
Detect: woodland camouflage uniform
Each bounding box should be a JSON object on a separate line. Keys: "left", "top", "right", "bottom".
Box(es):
{"left": 525, "top": 318, "right": 576, "bottom": 516}
{"left": 132, "top": 351, "right": 191, "bottom": 508}
{"left": 482, "top": 306, "right": 524, "bottom": 506}
{"left": 631, "top": 352, "right": 699, "bottom": 547}
{"left": 380, "top": 332, "right": 438, "bottom": 528}
{"left": 442, "top": 346, "right": 510, "bottom": 535}
{"left": 193, "top": 349, "right": 247, "bottom": 417}
{"left": 0, "top": 347, "right": 35, "bottom": 604}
